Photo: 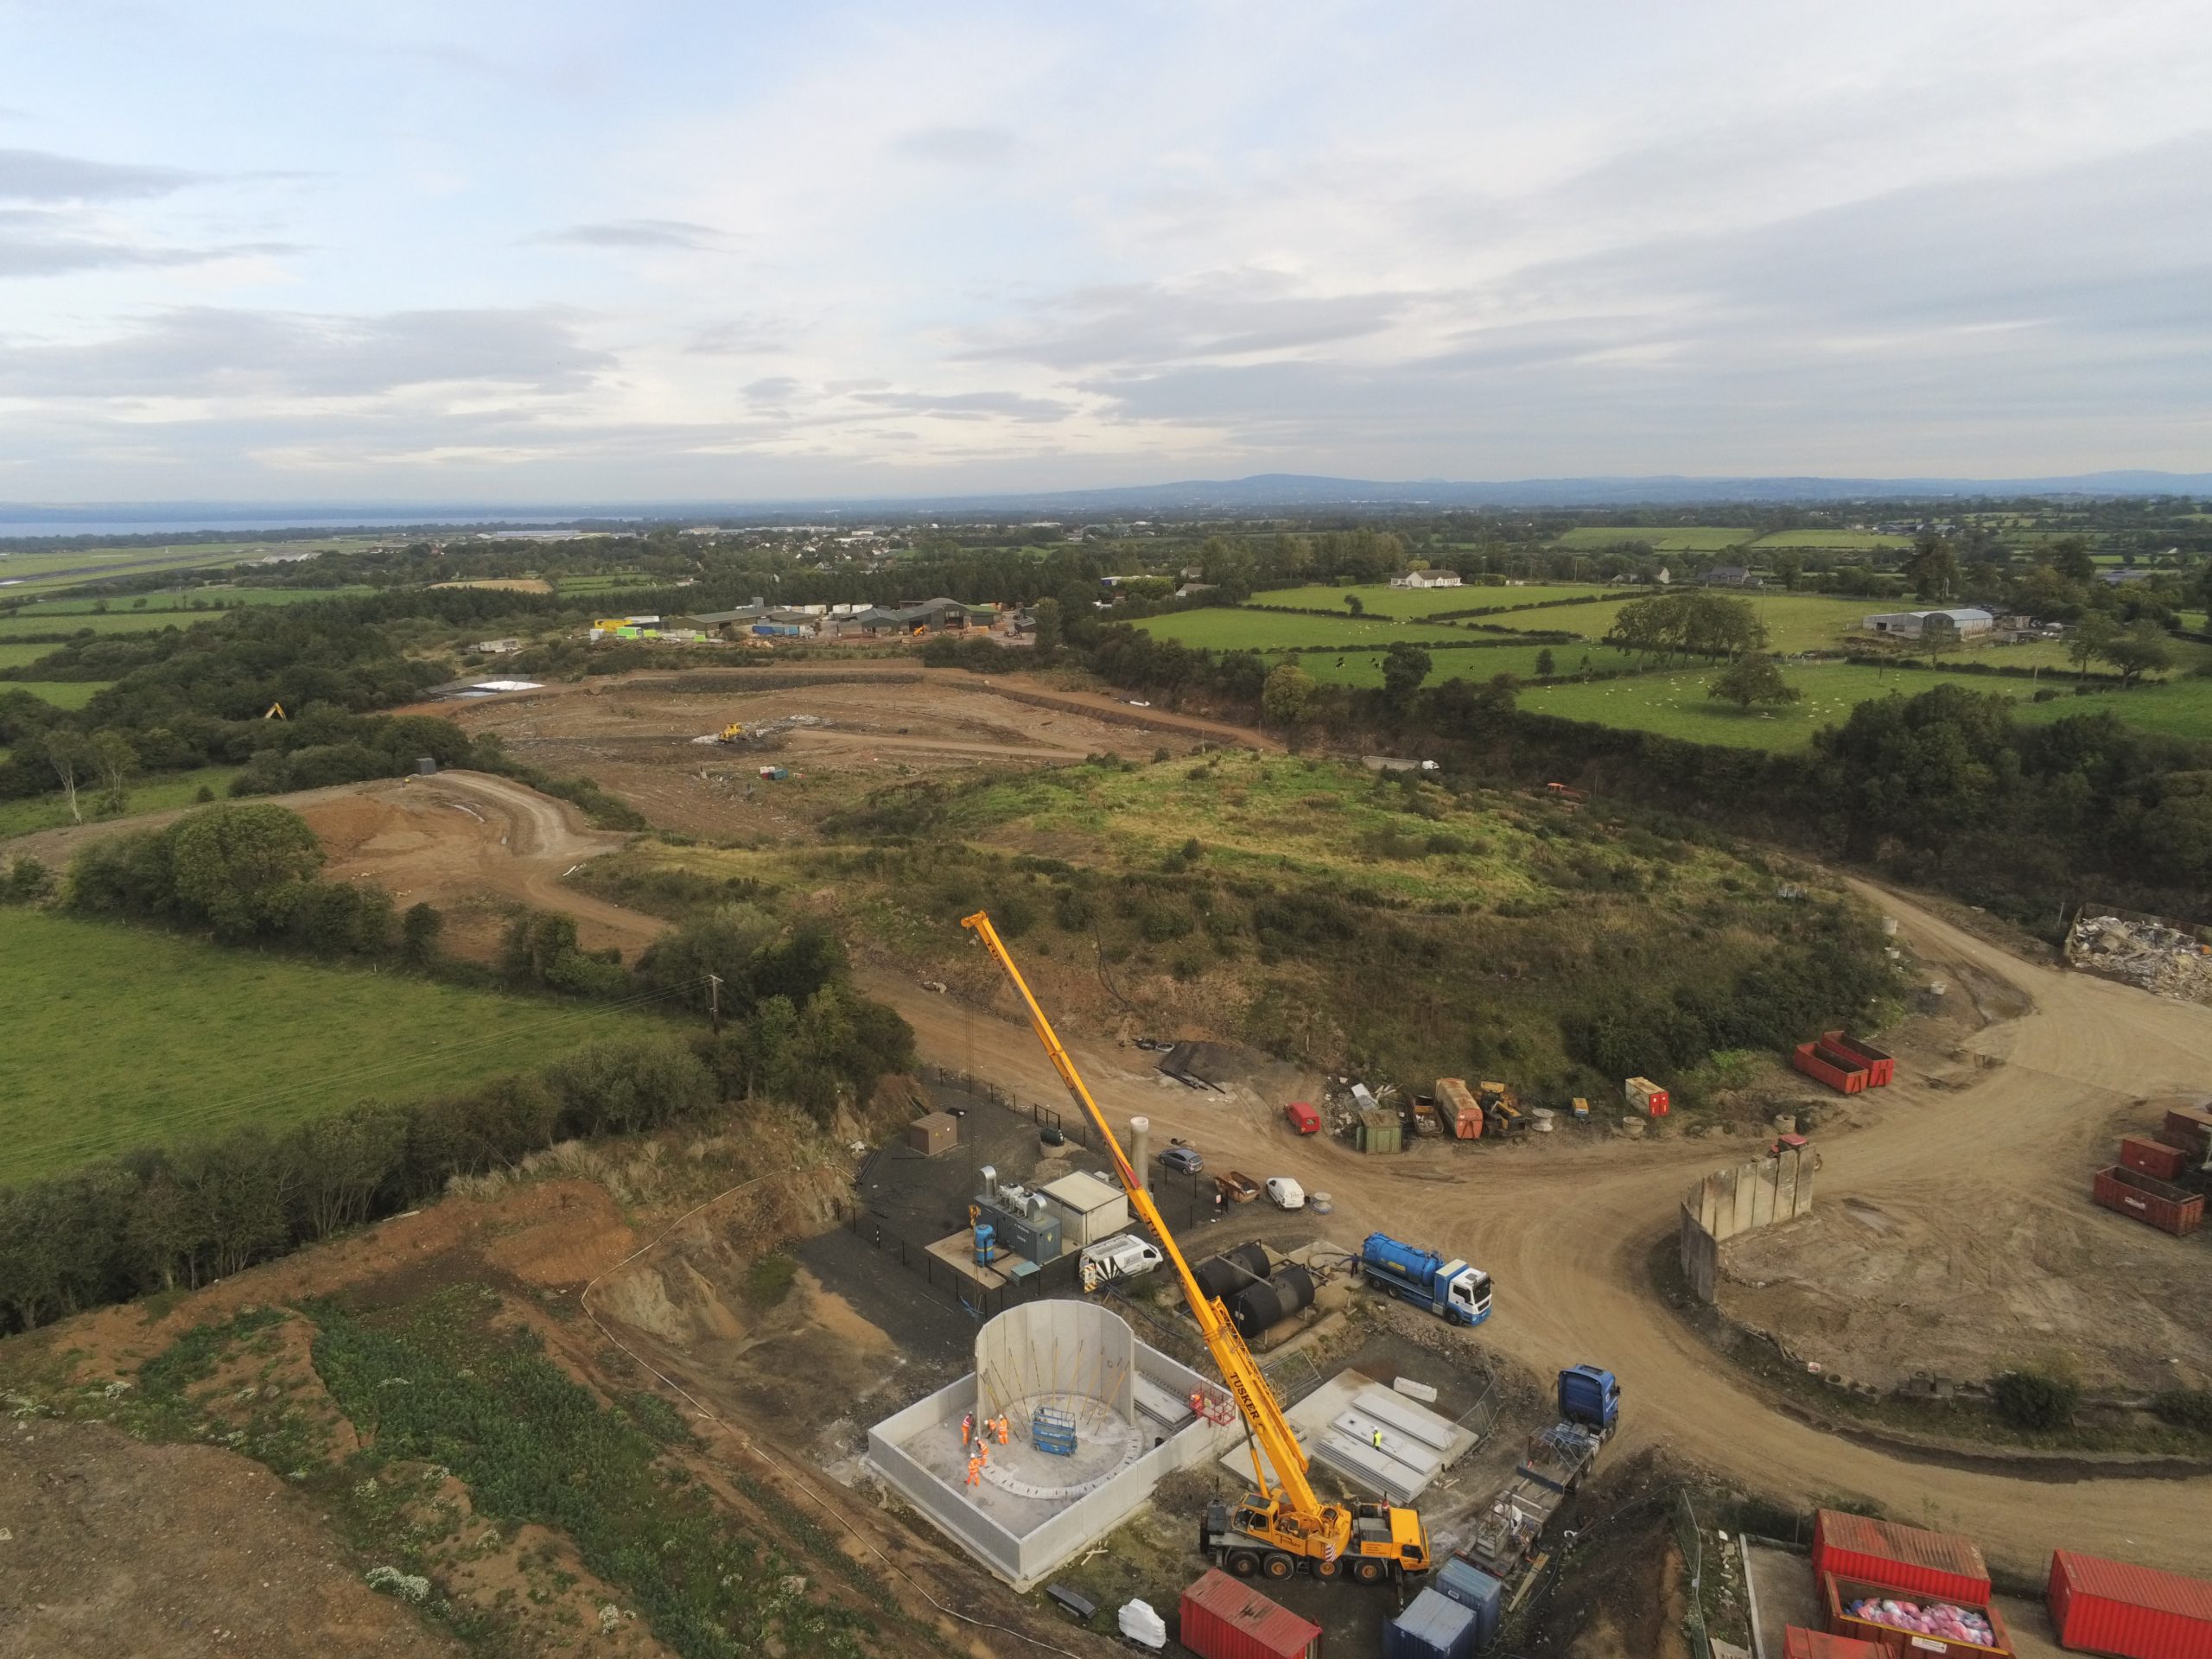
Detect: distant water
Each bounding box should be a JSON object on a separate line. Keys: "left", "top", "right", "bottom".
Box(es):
{"left": 0, "top": 512, "right": 639, "bottom": 539}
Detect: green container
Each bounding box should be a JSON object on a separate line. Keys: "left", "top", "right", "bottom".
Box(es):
{"left": 1357, "top": 1108, "right": 1402, "bottom": 1154}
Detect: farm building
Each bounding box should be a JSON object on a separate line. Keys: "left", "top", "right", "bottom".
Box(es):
{"left": 1859, "top": 607, "right": 1994, "bottom": 639}
{"left": 1389, "top": 569, "right": 1463, "bottom": 589}
{"left": 1699, "top": 566, "right": 1764, "bottom": 588}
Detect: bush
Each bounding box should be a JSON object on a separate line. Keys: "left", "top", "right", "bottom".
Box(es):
{"left": 1992, "top": 1368, "right": 2080, "bottom": 1431}
{"left": 2152, "top": 1387, "right": 2212, "bottom": 1432}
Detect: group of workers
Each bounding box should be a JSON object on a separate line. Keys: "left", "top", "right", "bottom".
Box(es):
{"left": 959, "top": 1410, "right": 1014, "bottom": 1487}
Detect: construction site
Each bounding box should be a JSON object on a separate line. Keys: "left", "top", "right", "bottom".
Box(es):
{"left": 12, "top": 663, "right": 2212, "bottom": 1659}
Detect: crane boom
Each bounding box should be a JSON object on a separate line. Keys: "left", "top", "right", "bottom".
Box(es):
{"left": 961, "top": 910, "right": 1320, "bottom": 1515}
{"left": 963, "top": 910, "right": 1430, "bottom": 1582}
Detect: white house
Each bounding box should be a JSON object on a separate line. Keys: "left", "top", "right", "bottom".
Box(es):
{"left": 1388, "top": 569, "right": 1463, "bottom": 590}
{"left": 1860, "top": 607, "right": 1995, "bottom": 639}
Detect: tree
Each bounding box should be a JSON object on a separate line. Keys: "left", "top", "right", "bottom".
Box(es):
{"left": 88, "top": 730, "right": 137, "bottom": 817}
{"left": 1706, "top": 652, "right": 1802, "bottom": 711}
{"left": 1380, "top": 642, "right": 1432, "bottom": 706}
{"left": 2068, "top": 613, "right": 2119, "bottom": 682}
{"left": 1917, "top": 612, "right": 1960, "bottom": 666}
{"left": 2100, "top": 620, "right": 2174, "bottom": 689}
{"left": 1534, "top": 647, "right": 1556, "bottom": 677}
{"left": 1344, "top": 594, "right": 1363, "bottom": 616}
{"left": 1260, "top": 662, "right": 1315, "bottom": 737}
{"left": 400, "top": 901, "right": 443, "bottom": 965}
{"left": 168, "top": 804, "right": 324, "bottom": 938}
{"left": 2051, "top": 537, "right": 2097, "bottom": 582}
{"left": 1904, "top": 531, "right": 1961, "bottom": 602}
{"left": 1029, "top": 596, "right": 1063, "bottom": 658}
{"left": 42, "top": 730, "right": 91, "bottom": 824}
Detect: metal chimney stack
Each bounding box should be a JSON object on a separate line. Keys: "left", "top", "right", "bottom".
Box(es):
{"left": 1128, "top": 1117, "right": 1150, "bottom": 1192}
{"left": 980, "top": 1164, "right": 997, "bottom": 1200}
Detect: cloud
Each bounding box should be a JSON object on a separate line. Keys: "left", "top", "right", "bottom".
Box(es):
{"left": 531, "top": 217, "right": 726, "bottom": 250}
{"left": 889, "top": 125, "right": 1016, "bottom": 166}
{"left": 963, "top": 278, "right": 1410, "bottom": 372}
{"left": 0, "top": 147, "right": 200, "bottom": 201}
{"left": 848, "top": 387, "right": 1074, "bottom": 423}
{"left": 0, "top": 209, "right": 297, "bottom": 278}
{"left": 0, "top": 307, "right": 613, "bottom": 399}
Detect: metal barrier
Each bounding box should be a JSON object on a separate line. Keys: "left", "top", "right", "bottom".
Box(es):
{"left": 845, "top": 1207, "right": 1084, "bottom": 1321}
{"left": 1676, "top": 1490, "right": 1713, "bottom": 1659}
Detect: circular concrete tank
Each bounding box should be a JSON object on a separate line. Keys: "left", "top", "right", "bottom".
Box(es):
{"left": 973, "top": 1300, "right": 1146, "bottom": 1501}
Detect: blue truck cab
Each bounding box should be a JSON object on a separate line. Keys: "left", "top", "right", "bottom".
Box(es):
{"left": 1557, "top": 1364, "right": 1619, "bottom": 1434}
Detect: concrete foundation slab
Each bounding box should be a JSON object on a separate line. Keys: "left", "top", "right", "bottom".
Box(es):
{"left": 1221, "top": 1365, "right": 1475, "bottom": 1505}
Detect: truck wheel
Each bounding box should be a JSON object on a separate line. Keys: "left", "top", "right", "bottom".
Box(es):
{"left": 1352, "top": 1558, "right": 1386, "bottom": 1586}
{"left": 1226, "top": 1550, "right": 1260, "bottom": 1579}
{"left": 1262, "top": 1554, "right": 1294, "bottom": 1581}
{"left": 1313, "top": 1557, "right": 1341, "bottom": 1580}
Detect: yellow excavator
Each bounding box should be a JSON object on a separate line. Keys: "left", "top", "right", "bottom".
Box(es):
{"left": 963, "top": 910, "right": 1433, "bottom": 1586}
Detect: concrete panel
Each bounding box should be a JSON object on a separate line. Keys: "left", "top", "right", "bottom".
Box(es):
{"left": 1313, "top": 1434, "right": 1427, "bottom": 1504}
{"left": 1332, "top": 1412, "right": 1441, "bottom": 1476}
{"left": 1352, "top": 1385, "right": 1458, "bottom": 1451}
{"left": 1680, "top": 1204, "right": 1719, "bottom": 1303}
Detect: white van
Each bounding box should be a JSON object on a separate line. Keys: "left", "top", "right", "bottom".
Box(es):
{"left": 1264, "top": 1177, "right": 1306, "bottom": 1210}
{"left": 1080, "top": 1234, "right": 1165, "bottom": 1291}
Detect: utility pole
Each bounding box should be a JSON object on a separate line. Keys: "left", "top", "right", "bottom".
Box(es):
{"left": 706, "top": 973, "right": 722, "bottom": 1035}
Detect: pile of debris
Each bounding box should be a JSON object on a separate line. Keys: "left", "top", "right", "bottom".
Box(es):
{"left": 2068, "top": 912, "right": 2212, "bottom": 1005}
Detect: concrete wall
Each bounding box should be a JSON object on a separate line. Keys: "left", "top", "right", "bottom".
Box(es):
{"left": 1679, "top": 1145, "right": 1818, "bottom": 1304}
{"left": 976, "top": 1300, "right": 1135, "bottom": 1427}
{"left": 868, "top": 1320, "right": 1239, "bottom": 1591}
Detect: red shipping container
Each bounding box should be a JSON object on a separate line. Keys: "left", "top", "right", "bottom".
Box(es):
{"left": 1825, "top": 1573, "right": 2012, "bottom": 1658}
{"left": 2048, "top": 1548, "right": 2212, "bottom": 1659}
{"left": 1795, "top": 1043, "right": 1869, "bottom": 1094}
{"left": 2093, "top": 1166, "right": 2205, "bottom": 1237}
{"left": 2163, "top": 1106, "right": 2212, "bottom": 1159}
{"left": 1179, "top": 1569, "right": 1324, "bottom": 1659}
{"left": 2120, "top": 1136, "right": 2189, "bottom": 1183}
{"left": 1813, "top": 1510, "right": 1992, "bottom": 1605}
{"left": 1787, "top": 1627, "right": 1885, "bottom": 1658}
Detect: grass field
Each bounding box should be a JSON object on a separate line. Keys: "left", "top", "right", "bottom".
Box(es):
{"left": 1136, "top": 610, "right": 1475, "bottom": 650}
{"left": 0, "top": 908, "right": 664, "bottom": 1183}
{"left": 0, "top": 537, "right": 379, "bottom": 595}
{"left": 1522, "top": 660, "right": 2212, "bottom": 751}
{"left": 1246, "top": 580, "right": 1610, "bottom": 619}
{"left": 0, "top": 611, "right": 194, "bottom": 639}
{"left": 5, "top": 682, "right": 113, "bottom": 709}
{"left": 556, "top": 573, "right": 658, "bottom": 594}
{"left": 12, "top": 584, "right": 374, "bottom": 616}
{"left": 1749, "top": 530, "right": 1912, "bottom": 550}
{"left": 0, "top": 643, "right": 59, "bottom": 671}
{"left": 1281, "top": 643, "right": 1599, "bottom": 686}
{"left": 1524, "top": 591, "right": 1899, "bottom": 652}
{"left": 0, "top": 766, "right": 244, "bottom": 842}
{"left": 1551, "top": 526, "right": 1751, "bottom": 552}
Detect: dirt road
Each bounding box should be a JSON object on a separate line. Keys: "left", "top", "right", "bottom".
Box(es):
{"left": 861, "top": 887, "right": 2212, "bottom": 1582}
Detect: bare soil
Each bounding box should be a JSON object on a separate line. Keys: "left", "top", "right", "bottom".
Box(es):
{"left": 0, "top": 1417, "right": 464, "bottom": 1659}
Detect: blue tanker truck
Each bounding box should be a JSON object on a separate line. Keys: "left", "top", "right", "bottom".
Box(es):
{"left": 1357, "top": 1232, "right": 1493, "bottom": 1325}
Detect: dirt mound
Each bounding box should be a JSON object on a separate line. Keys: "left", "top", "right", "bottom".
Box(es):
{"left": 0, "top": 1418, "right": 462, "bottom": 1659}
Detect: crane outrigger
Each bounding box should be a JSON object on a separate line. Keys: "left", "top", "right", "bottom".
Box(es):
{"left": 962, "top": 909, "right": 1432, "bottom": 1585}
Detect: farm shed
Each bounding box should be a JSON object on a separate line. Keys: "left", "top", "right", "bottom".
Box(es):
{"left": 1859, "top": 608, "right": 1995, "bottom": 639}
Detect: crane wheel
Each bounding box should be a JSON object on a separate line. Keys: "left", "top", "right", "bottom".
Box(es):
{"left": 1226, "top": 1550, "right": 1260, "bottom": 1579}
{"left": 1352, "top": 1558, "right": 1386, "bottom": 1586}
{"left": 1313, "top": 1557, "right": 1340, "bottom": 1580}
{"left": 1262, "top": 1554, "right": 1294, "bottom": 1581}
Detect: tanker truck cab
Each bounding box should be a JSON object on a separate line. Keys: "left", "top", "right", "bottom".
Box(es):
{"left": 1446, "top": 1265, "right": 1493, "bottom": 1325}
{"left": 1357, "top": 1231, "right": 1493, "bottom": 1326}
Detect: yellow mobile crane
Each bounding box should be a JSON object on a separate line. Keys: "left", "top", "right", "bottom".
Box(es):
{"left": 962, "top": 909, "right": 1433, "bottom": 1586}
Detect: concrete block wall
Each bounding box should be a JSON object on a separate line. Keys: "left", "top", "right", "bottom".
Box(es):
{"left": 1679, "top": 1146, "right": 1817, "bottom": 1303}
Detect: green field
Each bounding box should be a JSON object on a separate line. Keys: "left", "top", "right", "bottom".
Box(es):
{"left": 0, "top": 766, "right": 245, "bottom": 841}
{"left": 6, "top": 682, "right": 113, "bottom": 709}
{"left": 556, "top": 572, "right": 657, "bottom": 594}
{"left": 1749, "top": 530, "right": 1912, "bottom": 550}
{"left": 1136, "top": 610, "right": 1474, "bottom": 650}
{"left": 0, "top": 611, "right": 193, "bottom": 639}
{"left": 10, "top": 584, "right": 374, "bottom": 617}
{"left": 1247, "top": 580, "right": 1610, "bottom": 619}
{"left": 0, "top": 643, "right": 59, "bottom": 671}
{"left": 1281, "top": 644, "right": 1596, "bottom": 686}
{"left": 1529, "top": 591, "right": 1897, "bottom": 652}
{"left": 1522, "top": 660, "right": 2212, "bottom": 751}
{"left": 0, "top": 537, "right": 378, "bottom": 595}
{"left": 1552, "top": 526, "right": 1751, "bottom": 552}
{"left": 0, "top": 908, "right": 664, "bottom": 1183}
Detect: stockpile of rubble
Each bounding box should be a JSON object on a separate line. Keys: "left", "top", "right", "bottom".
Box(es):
{"left": 2067, "top": 912, "right": 2212, "bottom": 1005}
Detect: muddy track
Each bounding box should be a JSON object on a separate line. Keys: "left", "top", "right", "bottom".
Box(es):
{"left": 858, "top": 886, "right": 2212, "bottom": 1581}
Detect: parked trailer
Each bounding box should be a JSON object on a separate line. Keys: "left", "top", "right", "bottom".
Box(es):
{"left": 1357, "top": 1232, "right": 1492, "bottom": 1325}
{"left": 2093, "top": 1166, "right": 2206, "bottom": 1237}
{"left": 2047, "top": 1548, "right": 2212, "bottom": 1659}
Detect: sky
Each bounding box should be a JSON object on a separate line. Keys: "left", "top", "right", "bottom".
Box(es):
{"left": 3, "top": 0, "right": 2209, "bottom": 503}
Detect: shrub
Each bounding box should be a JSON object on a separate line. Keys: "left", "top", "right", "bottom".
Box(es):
{"left": 1992, "top": 1368, "right": 2080, "bottom": 1431}
{"left": 2152, "top": 1387, "right": 2212, "bottom": 1432}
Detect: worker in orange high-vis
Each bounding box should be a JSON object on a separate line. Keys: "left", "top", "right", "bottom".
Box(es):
{"left": 961, "top": 1411, "right": 974, "bottom": 1448}
{"left": 996, "top": 1416, "right": 1009, "bottom": 1446}
{"left": 965, "top": 1456, "right": 982, "bottom": 1487}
